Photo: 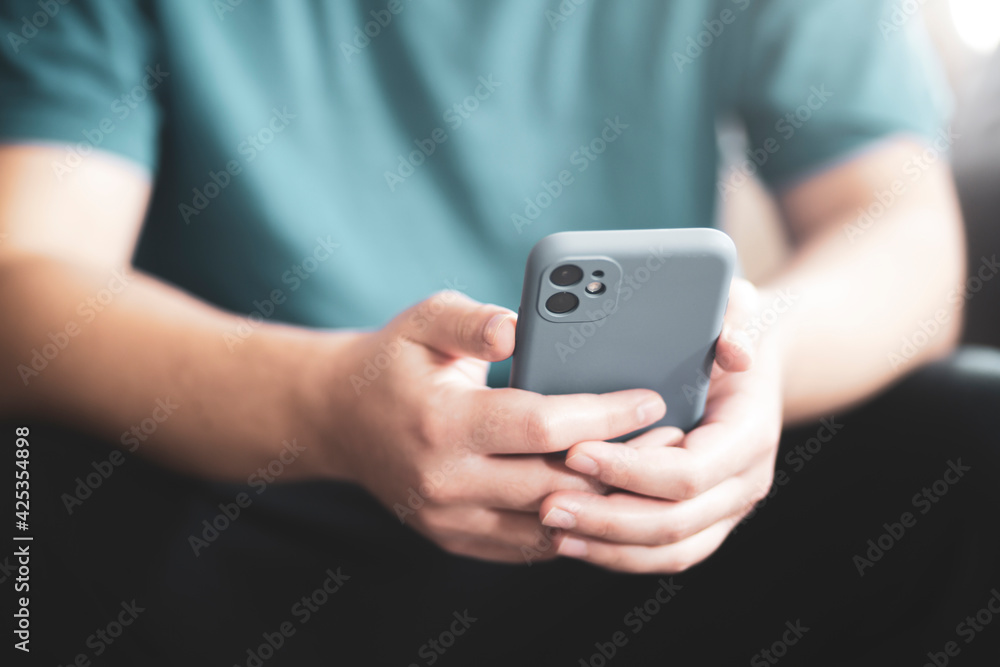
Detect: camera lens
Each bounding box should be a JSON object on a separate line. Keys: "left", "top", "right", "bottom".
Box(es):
{"left": 546, "top": 291, "right": 579, "bottom": 314}
{"left": 550, "top": 264, "right": 583, "bottom": 287}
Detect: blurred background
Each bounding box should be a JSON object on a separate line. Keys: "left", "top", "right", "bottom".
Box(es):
{"left": 721, "top": 0, "right": 1000, "bottom": 347}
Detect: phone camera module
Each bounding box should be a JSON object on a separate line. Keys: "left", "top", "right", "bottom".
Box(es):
{"left": 550, "top": 264, "right": 583, "bottom": 287}
{"left": 546, "top": 291, "right": 579, "bottom": 314}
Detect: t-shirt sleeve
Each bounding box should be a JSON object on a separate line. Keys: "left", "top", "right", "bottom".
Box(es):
{"left": 735, "top": 0, "right": 952, "bottom": 189}
{"left": 0, "top": 0, "right": 162, "bottom": 171}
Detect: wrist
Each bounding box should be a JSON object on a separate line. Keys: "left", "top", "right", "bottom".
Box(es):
{"left": 272, "top": 326, "right": 361, "bottom": 483}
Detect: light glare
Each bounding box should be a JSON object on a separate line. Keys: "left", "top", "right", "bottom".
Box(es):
{"left": 950, "top": 0, "right": 1000, "bottom": 54}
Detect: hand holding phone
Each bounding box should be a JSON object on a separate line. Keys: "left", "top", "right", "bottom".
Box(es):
{"left": 518, "top": 265, "right": 785, "bottom": 576}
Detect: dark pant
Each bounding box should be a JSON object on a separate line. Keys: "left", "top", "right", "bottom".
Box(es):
{"left": 12, "top": 348, "right": 1000, "bottom": 666}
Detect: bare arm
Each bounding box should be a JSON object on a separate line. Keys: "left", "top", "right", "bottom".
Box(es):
{"left": 0, "top": 144, "right": 665, "bottom": 563}
{"left": 766, "top": 138, "right": 966, "bottom": 423}
{"left": 540, "top": 137, "right": 968, "bottom": 573}
{"left": 0, "top": 145, "right": 350, "bottom": 480}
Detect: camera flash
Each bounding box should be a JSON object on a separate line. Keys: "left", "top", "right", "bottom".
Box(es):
{"left": 585, "top": 281, "right": 605, "bottom": 295}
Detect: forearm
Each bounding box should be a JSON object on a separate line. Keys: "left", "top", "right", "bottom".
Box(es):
{"left": 761, "top": 160, "right": 966, "bottom": 424}
{"left": 0, "top": 254, "right": 353, "bottom": 481}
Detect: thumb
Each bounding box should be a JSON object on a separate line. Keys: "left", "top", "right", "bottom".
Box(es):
{"left": 394, "top": 291, "right": 516, "bottom": 362}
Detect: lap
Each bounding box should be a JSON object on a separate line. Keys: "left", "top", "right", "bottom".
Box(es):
{"left": 22, "top": 348, "right": 1000, "bottom": 666}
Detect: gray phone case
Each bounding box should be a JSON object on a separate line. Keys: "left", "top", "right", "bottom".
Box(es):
{"left": 509, "top": 228, "right": 736, "bottom": 433}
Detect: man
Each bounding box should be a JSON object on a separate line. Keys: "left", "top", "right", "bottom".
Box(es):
{"left": 1, "top": 1, "right": 993, "bottom": 664}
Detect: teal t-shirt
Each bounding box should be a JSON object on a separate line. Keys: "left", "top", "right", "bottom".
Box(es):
{"left": 1, "top": 0, "right": 947, "bottom": 346}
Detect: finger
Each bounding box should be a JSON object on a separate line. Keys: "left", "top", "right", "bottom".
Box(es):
{"left": 414, "top": 506, "right": 561, "bottom": 563}
{"left": 394, "top": 291, "right": 516, "bottom": 363}
{"left": 715, "top": 324, "right": 754, "bottom": 373}
{"left": 459, "top": 455, "right": 606, "bottom": 512}
{"left": 564, "top": 421, "right": 762, "bottom": 500}
{"left": 466, "top": 387, "right": 666, "bottom": 454}
{"left": 553, "top": 515, "right": 740, "bottom": 574}
{"left": 622, "top": 426, "right": 685, "bottom": 449}
{"left": 540, "top": 478, "right": 752, "bottom": 545}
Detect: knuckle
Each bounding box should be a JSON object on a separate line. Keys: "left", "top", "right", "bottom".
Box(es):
{"left": 456, "top": 306, "right": 485, "bottom": 347}
{"left": 603, "top": 458, "right": 632, "bottom": 488}
{"left": 587, "top": 512, "right": 613, "bottom": 540}
{"left": 412, "top": 409, "right": 440, "bottom": 448}
{"left": 524, "top": 407, "right": 557, "bottom": 451}
{"left": 414, "top": 470, "right": 454, "bottom": 504}
{"left": 675, "top": 460, "right": 707, "bottom": 500}
{"left": 655, "top": 516, "right": 690, "bottom": 545}
{"left": 605, "top": 407, "right": 630, "bottom": 439}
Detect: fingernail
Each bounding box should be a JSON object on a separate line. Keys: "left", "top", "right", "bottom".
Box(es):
{"left": 484, "top": 313, "right": 513, "bottom": 346}
{"left": 565, "top": 454, "right": 599, "bottom": 476}
{"left": 558, "top": 536, "right": 589, "bottom": 558}
{"left": 638, "top": 397, "right": 666, "bottom": 423}
{"left": 542, "top": 507, "right": 577, "bottom": 530}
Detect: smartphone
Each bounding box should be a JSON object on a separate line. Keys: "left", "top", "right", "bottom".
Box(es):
{"left": 509, "top": 228, "right": 736, "bottom": 434}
